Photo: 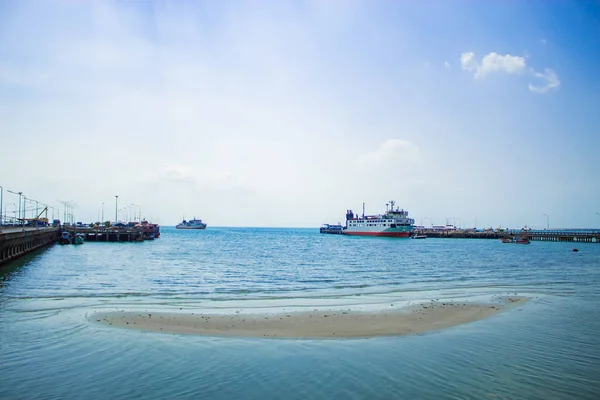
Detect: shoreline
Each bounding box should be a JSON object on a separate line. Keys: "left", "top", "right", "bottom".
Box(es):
{"left": 90, "top": 296, "right": 529, "bottom": 339}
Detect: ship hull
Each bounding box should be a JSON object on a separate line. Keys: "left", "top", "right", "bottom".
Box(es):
{"left": 176, "top": 226, "right": 206, "bottom": 230}
{"left": 343, "top": 230, "right": 411, "bottom": 238}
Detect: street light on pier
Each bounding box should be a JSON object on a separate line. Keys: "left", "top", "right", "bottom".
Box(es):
{"left": 7, "top": 190, "right": 24, "bottom": 226}
{"left": 47, "top": 206, "right": 56, "bottom": 221}
{"left": 130, "top": 204, "right": 141, "bottom": 222}
{"left": 542, "top": 213, "right": 549, "bottom": 230}
{"left": 101, "top": 202, "right": 105, "bottom": 223}
{"left": 8, "top": 203, "right": 16, "bottom": 223}
{"left": 115, "top": 195, "right": 119, "bottom": 222}
{"left": 118, "top": 206, "right": 129, "bottom": 222}
{"left": 58, "top": 200, "right": 76, "bottom": 225}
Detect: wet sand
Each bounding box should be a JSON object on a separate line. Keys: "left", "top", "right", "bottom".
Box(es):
{"left": 90, "top": 296, "right": 528, "bottom": 339}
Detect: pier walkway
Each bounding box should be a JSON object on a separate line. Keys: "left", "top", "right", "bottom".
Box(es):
{"left": 414, "top": 229, "right": 600, "bottom": 243}
{"left": 0, "top": 226, "right": 60, "bottom": 266}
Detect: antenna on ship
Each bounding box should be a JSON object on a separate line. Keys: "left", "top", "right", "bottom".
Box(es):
{"left": 362, "top": 202, "right": 365, "bottom": 218}
{"left": 390, "top": 200, "right": 395, "bottom": 212}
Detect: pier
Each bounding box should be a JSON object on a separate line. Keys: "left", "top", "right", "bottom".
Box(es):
{"left": 62, "top": 222, "right": 160, "bottom": 242}
{"left": 413, "top": 229, "right": 600, "bottom": 243}
{"left": 0, "top": 226, "right": 60, "bottom": 266}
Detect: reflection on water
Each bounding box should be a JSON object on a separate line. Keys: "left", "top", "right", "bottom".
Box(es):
{"left": 1, "top": 227, "right": 599, "bottom": 399}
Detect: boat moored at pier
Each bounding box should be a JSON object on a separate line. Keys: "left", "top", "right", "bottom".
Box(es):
{"left": 501, "top": 236, "right": 530, "bottom": 244}
{"left": 320, "top": 224, "right": 344, "bottom": 234}
{"left": 344, "top": 200, "right": 414, "bottom": 238}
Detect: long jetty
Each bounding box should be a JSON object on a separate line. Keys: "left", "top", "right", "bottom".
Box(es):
{"left": 414, "top": 229, "right": 600, "bottom": 243}
{"left": 0, "top": 226, "right": 60, "bottom": 266}
{"left": 62, "top": 223, "right": 160, "bottom": 242}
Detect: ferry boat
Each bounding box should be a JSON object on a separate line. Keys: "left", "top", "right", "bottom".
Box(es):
{"left": 176, "top": 218, "right": 207, "bottom": 230}
{"left": 320, "top": 224, "right": 344, "bottom": 234}
{"left": 344, "top": 200, "right": 414, "bottom": 237}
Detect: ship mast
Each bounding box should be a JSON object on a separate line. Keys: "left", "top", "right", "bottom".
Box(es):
{"left": 389, "top": 200, "right": 395, "bottom": 212}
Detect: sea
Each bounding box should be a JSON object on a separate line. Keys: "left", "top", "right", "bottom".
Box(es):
{"left": 1, "top": 227, "right": 599, "bottom": 399}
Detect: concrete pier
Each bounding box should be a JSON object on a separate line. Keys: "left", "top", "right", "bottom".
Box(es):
{"left": 414, "top": 229, "right": 600, "bottom": 243}
{"left": 0, "top": 227, "right": 60, "bottom": 266}
{"left": 62, "top": 225, "right": 158, "bottom": 242}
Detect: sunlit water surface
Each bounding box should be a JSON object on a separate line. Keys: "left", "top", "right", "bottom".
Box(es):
{"left": 1, "top": 227, "right": 599, "bottom": 399}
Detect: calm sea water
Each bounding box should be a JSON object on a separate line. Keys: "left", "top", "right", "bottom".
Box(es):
{"left": 1, "top": 227, "right": 599, "bottom": 399}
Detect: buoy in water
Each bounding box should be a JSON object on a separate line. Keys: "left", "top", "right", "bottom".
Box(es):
{"left": 573, "top": 248, "right": 579, "bottom": 252}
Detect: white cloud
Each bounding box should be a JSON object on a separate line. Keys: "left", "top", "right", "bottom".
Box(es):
{"left": 358, "top": 139, "right": 420, "bottom": 170}
{"left": 161, "top": 164, "right": 195, "bottom": 182}
{"left": 444, "top": 61, "right": 451, "bottom": 69}
{"left": 460, "top": 52, "right": 478, "bottom": 73}
{"left": 461, "top": 52, "right": 526, "bottom": 78}
{"left": 478, "top": 52, "right": 526, "bottom": 77}
{"left": 528, "top": 68, "right": 560, "bottom": 93}
{"left": 461, "top": 51, "right": 559, "bottom": 93}
{"left": 540, "top": 38, "right": 547, "bottom": 45}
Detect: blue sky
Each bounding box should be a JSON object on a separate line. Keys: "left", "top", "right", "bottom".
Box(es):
{"left": 1, "top": 0, "right": 599, "bottom": 228}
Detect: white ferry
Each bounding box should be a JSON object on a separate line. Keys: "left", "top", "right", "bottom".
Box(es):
{"left": 175, "top": 218, "right": 207, "bottom": 230}
{"left": 344, "top": 200, "right": 414, "bottom": 237}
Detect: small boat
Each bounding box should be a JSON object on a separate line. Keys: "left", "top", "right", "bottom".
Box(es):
{"left": 176, "top": 218, "right": 207, "bottom": 230}
{"left": 59, "top": 231, "right": 71, "bottom": 245}
{"left": 72, "top": 233, "right": 85, "bottom": 245}
{"left": 501, "top": 236, "right": 530, "bottom": 244}
{"left": 411, "top": 234, "right": 427, "bottom": 239}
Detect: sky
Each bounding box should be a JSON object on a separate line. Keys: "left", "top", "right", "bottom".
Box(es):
{"left": 1, "top": 0, "right": 599, "bottom": 229}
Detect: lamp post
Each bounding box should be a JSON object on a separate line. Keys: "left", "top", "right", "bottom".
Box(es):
{"left": 9, "top": 203, "right": 16, "bottom": 223}
{"left": 118, "top": 206, "right": 128, "bottom": 222}
{"left": 23, "top": 195, "right": 28, "bottom": 223}
{"left": 48, "top": 206, "right": 55, "bottom": 221}
{"left": 30, "top": 199, "right": 39, "bottom": 219}
{"left": 115, "top": 195, "right": 119, "bottom": 222}
{"left": 7, "top": 190, "right": 24, "bottom": 226}
{"left": 131, "top": 204, "right": 141, "bottom": 222}
{"left": 101, "top": 202, "right": 105, "bottom": 223}
{"left": 542, "top": 213, "right": 549, "bottom": 230}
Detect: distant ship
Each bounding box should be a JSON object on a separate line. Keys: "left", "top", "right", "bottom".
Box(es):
{"left": 176, "top": 218, "right": 207, "bottom": 230}
{"left": 344, "top": 200, "right": 414, "bottom": 237}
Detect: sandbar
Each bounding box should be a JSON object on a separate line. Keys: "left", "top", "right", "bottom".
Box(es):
{"left": 90, "top": 296, "right": 528, "bottom": 339}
